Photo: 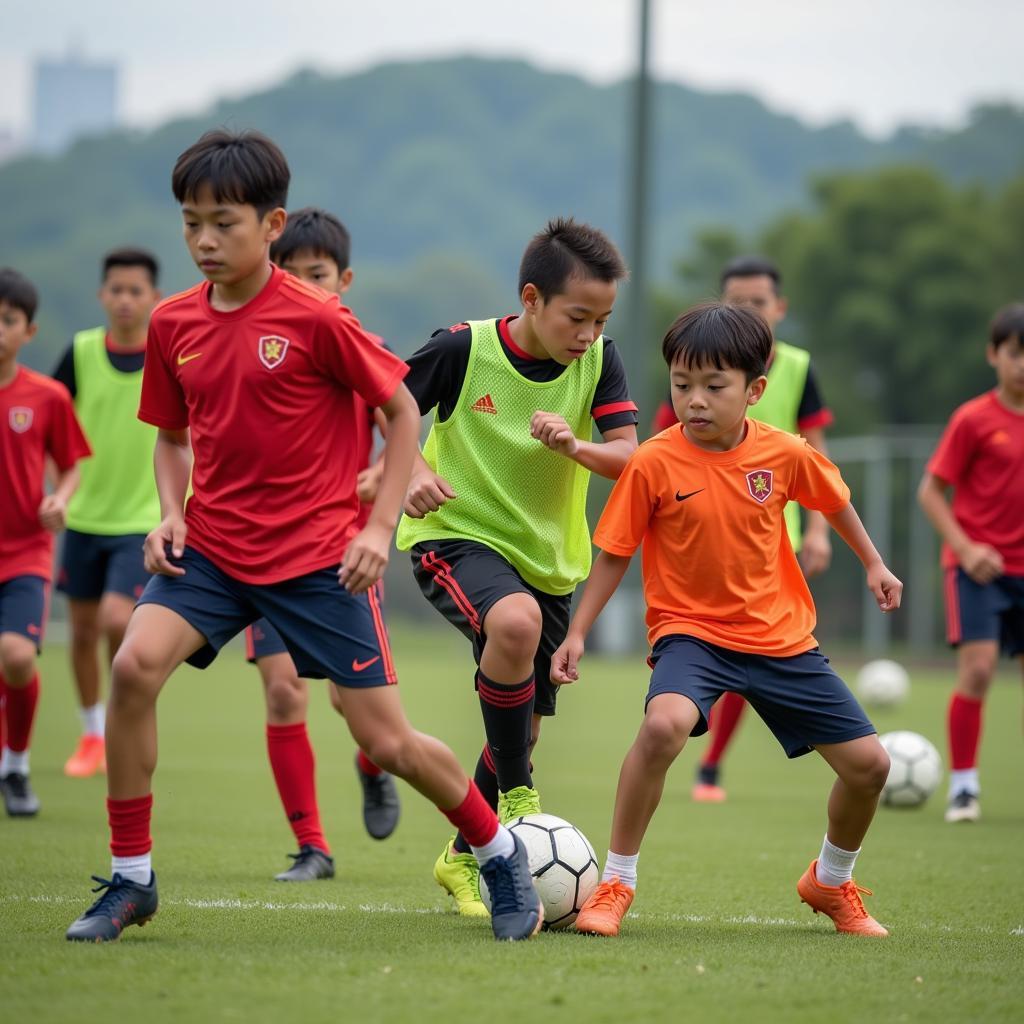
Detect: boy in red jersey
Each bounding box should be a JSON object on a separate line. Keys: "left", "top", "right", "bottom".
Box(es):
{"left": 0, "top": 268, "right": 91, "bottom": 817}
{"left": 918, "top": 303, "right": 1024, "bottom": 824}
{"left": 553, "top": 303, "right": 900, "bottom": 938}
{"left": 65, "top": 131, "right": 541, "bottom": 943}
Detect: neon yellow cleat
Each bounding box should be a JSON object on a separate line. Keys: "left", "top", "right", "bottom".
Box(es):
{"left": 434, "top": 837, "right": 489, "bottom": 917}
{"left": 497, "top": 785, "right": 542, "bottom": 824}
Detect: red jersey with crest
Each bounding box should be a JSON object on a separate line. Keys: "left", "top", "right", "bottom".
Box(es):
{"left": 1, "top": 366, "right": 91, "bottom": 582}
{"left": 138, "top": 265, "right": 408, "bottom": 584}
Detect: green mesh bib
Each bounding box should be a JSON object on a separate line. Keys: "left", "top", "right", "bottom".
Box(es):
{"left": 397, "top": 319, "right": 603, "bottom": 595}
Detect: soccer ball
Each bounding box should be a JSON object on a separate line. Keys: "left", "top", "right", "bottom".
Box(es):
{"left": 879, "top": 731, "right": 942, "bottom": 808}
{"left": 479, "top": 813, "right": 599, "bottom": 930}
{"left": 856, "top": 659, "right": 910, "bottom": 708}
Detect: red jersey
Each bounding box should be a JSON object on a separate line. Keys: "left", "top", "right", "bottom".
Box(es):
{"left": 927, "top": 390, "right": 1024, "bottom": 574}
{"left": 139, "top": 266, "right": 408, "bottom": 584}
{"left": 352, "top": 332, "right": 386, "bottom": 532}
{"left": 1, "top": 366, "right": 91, "bottom": 583}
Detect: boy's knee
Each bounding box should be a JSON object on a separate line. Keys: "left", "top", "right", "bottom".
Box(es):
{"left": 641, "top": 710, "right": 690, "bottom": 758}
{"left": 842, "top": 745, "right": 890, "bottom": 795}
{"left": 485, "top": 600, "right": 543, "bottom": 656}
{"left": 264, "top": 672, "right": 306, "bottom": 720}
{"left": 110, "top": 643, "right": 163, "bottom": 702}
{"left": 0, "top": 637, "right": 37, "bottom": 685}
{"left": 360, "top": 733, "right": 411, "bottom": 776}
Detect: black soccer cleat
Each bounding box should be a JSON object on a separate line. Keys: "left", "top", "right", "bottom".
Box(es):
{"left": 66, "top": 872, "right": 158, "bottom": 942}
{"left": 275, "top": 845, "right": 335, "bottom": 882}
{"left": 480, "top": 833, "right": 543, "bottom": 941}
{"left": 1, "top": 772, "right": 40, "bottom": 817}
{"left": 355, "top": 754, "right": 401, "bottom": 840}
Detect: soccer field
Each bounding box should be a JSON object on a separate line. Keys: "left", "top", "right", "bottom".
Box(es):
{"left": 2, "top": 621, "right": 1021, "bottom": 1023}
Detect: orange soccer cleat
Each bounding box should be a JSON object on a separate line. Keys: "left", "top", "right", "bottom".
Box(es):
{"left": 64, "top": 735, "right": 106, "bottom": 778}
{"left": 574, "top": 878, "right": 635, "bottom": 937}
{"left": 797, "top": 860, "right": 888, "bottom": 937}
{"left": 691, "top": 782, "right": 727, "bottom": 803}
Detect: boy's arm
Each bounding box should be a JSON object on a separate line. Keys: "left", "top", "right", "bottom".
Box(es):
{"left": 38, "top": 464, "right": 81, "bottom": 532}
{"left": 799, "top": 424, "right": 832, "bottom": 577}
{"left": 824, "top": 502, "right": 903, "bottom": 612}
{"left": 530, "top": 415, "right": 638, "bottom": 480}
{"left": 917, "top": 472, "right": 1003, "bottom": 584}
{"left": 143, "top": 428, "right": 192, "bottom": 577}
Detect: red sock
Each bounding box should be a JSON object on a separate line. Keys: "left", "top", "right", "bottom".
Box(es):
{"left": 702, "top": 690, "right": 746, "bottom": 768}
{"left": 947, "top": 693, "right": 983, "bottom": 770}
{"left": 442, "top": 781, "right": 499, "bottom": 848}
{"left": 3, "top": 673, "right": 39, "bottom": 753}
{"left": 266, "top": 723, "right": 330, "bottom": 854}
{"left": 357, "top": 749, "right": 383, "bottom": 777}
{"left": 108, "top": 794, "right": 153, "bottom": 857}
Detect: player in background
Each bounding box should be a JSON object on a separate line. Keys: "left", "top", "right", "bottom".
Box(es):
{"left": 0, "top": 268, "right": 91, "bottom": 816}
{"left": 246, "top": 208, "right": 399, "bottom": 883}
{"left": 652, "top": 257, "right": 834, "bottom": 802}
{"left": 396, "top": 218, "right": 638, "bottom": 915}
{"left": 65, "top": 130, "right": 541, "bottom": 943}
{"left": 917, "top": 303, "right": 1024, "bottom": 823}
{"left": 553, "top": 302, "right": 899, "bottom": 939}
{"left": 51, "top": 249, "right": 162, "bottom": 779}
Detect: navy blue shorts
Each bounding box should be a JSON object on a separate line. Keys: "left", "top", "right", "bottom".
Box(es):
{"left": 944, "top": 568, "right": 1024, "bottom": 657}
{"left": 646, "top": 635, "right": 876, "bottom": 758}
{"left": 136, "top": 546, "right": 396, "bottom": 688}
{"left": 0, "top": 575, "right": 50, "bottom": 651}
{"left": 58, "top": 529, "right": 150, "bottom": 602}
{"left": 244, "top": 618, "right": 290, "bottom": 663}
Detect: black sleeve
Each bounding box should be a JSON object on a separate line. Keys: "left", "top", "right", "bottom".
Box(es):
{"left": 402, "top": 324, "right": 473, "bottom": 421}
{"left": 591, "top": 339, "right": 639, "bottom": 433}
{"left": 796, "top": 363, "right": 834, "bottom": 428}
{"left": 51, "top": 342, "right": 76, "bottom": 399}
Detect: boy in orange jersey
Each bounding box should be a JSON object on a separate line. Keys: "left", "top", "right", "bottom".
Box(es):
{"left": 552, "top": 302, "right": 901, "bottom": 938}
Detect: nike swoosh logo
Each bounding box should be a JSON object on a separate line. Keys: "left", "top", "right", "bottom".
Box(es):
{"left": 177, "top": 352, "right": 203, "bottom": 366}
{"left": 352, "top": 655, "right": 381, "bottom": 672}
{"left": 675, "top": 489, "right": 704, "bottom": 502}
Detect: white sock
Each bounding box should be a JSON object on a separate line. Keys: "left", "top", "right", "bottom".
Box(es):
{"left": 816, "top": 835, "right": 860, "bottom": 887}
{"left": 111, "top": 854, "right": 153, "bottom": 885}
{"left": 470, "top": 823, "right": 515, "bottom": 865}
{"left": 80, "top": 703, "right": 105, "bottom": 737}
{"left": 949, "top": 768, "right": 980, "bottom": 798}
{"left": 0, "top": 747, "right": 29, "bottom": 776}
{"left": 602, "top": 851, "right": 638, "bottom": 890}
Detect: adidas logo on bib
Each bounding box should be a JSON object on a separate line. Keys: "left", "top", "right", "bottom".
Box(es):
{"left": 471, "top": 394, "right": 498, "bottom": 414}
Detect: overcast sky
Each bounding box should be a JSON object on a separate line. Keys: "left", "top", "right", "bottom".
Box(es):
{"left": 5, "top": 0, "right": 1022, "bottom": 139}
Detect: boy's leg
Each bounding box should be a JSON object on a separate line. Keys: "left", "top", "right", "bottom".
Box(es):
{"left": 693, "top": 690, "right": 747, "bottom": 801}
{"left": 945, "top": 640, "right": 997, "bottom": 821}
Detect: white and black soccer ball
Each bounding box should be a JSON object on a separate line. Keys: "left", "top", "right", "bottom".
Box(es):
{"left": 480, "top": 813, "right": 599, "bottom": 930}
{"left": 856, "top": 659, "right": 910, "bottom": 708}
{"left": 879, "top": 730, "right": 942, "bottom": 808}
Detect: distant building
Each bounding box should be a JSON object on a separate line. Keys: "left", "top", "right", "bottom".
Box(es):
{"left": 32, "top": 52, "right": 118, "bottom": 154}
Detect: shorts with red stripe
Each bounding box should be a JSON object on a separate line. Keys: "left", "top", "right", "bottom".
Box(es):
{"left": 0, "top": 574, "right": 50, "bottom": 652}
{"left": 944, "top": 567, "right": 1024, "bottom": 657}
{"left": 137, "top": 546, "right": 396, "bottom": 687}
{"left": 411, "top": 539, "right": 571, "bottom": 715}
{"left": 245, "top": 617, "right": 291, "bottom": 663}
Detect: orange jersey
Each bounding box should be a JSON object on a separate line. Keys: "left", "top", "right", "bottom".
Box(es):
{"left": 593, "top": 419, "right": 850, "bottom": 656}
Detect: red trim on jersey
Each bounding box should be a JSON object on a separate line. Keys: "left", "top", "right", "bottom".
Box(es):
{"left": 592, "top": 399, "right": 638, "bottom": 420}
{"left": 420, "top": 551, "right": 481, "bottom": 633}
{"left": 367, "top": 582, "right": 397, "bottom": 684}
{"left": 498, "top": 315, "right": 537, "bottom": 361}
{"left": 651, "top": 400, "right": 679, "bottom": 433}
{"left": 944, "top": 567, "right": 962, "bottom": 645}
{"left": 105, "top": 334, "right": 147, "bottom": 355}
{"left": 797, "top": 408, "right": 834, "bottom": 432}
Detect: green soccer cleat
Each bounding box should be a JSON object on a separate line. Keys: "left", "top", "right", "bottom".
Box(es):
{"left": 433, "top": 836, "right": 489, "bottom": 917}
{"left": 497, "top": 785, "right": 541, "bottom": 825}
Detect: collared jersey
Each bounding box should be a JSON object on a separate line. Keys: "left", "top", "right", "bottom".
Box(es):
{"left": 594, "top": 419, "right": 850, "bottom": 656}
{"left": 138, "top": 265, "right": 408, "bottom": 584}
{"left": 1, "top": 366, "right": 91, "bottom": 582}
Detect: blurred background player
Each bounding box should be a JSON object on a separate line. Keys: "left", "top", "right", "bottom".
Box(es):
{"left": 245, "top": 207, "right": 399, "bottom": 883}
{"left": 396, "top": 218, "right": 638, "bottom": 915}
{"left": 51, "top": 249, "right": 162, "bottom": 779}
{"left": 917, "top": 303, "right": 1024, "bottom": 824}
{"left": 0, "top": 268, "right": 91, "bottom": 816}
{"left": 652, "top": 256, "right": 834, "bottom": 802}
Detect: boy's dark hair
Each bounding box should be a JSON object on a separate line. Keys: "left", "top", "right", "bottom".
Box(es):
{"left": 720, "top": 255, "right": 782, "bottom": 295}
{"left": 990, "top": 302, "right": 1024, "bottom": 350}
{"left": 171, "top": 129, "right": 290, "bottom": 218}
{"left": 662, "top": 301, "right": 772, "bottom": 383}
{"left": 518, "top": 217, "right": 627, "bottom": 299}
{"left": 270, "top": 207, "right": 351, "bottom": 271}
{"left": 102, "top": 247, "right": 159, "bottom": 285}
{"left": 0, "top": 267, "right": 39, "bottom": 323}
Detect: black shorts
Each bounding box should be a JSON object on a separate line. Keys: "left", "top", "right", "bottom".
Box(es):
{"left": 944, "top": 568, "right": 1024, "bottom": 657}
{"left": 58, "top": 529, "right": 150, "bottom": 602}
{"left": 411, "top": 540, "right": 571, "bottom": 716}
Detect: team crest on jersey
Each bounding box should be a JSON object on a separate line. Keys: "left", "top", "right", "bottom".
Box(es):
{"left": 8, "top": 406, "right": 33, "bottom": 433}
{"left": 745, "top": 469, "right": 773, "bottom": 503}
{"left": 258, "top": 335, "right": 290, "bottom": 370}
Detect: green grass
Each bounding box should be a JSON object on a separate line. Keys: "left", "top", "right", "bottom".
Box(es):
{"left": 2, "top": 621, "right": 1022, "bottom": 1023}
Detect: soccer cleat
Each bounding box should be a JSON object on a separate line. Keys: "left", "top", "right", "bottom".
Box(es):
{"left": 355, "top": 754, "right": 400, "bottom": 840}
{"left": 479, "top": 833, "right": 543, "bottom": 941}
{"left": 944, "top": 790, "right": 981, "bottom": 823}
{"left": 692, "top": 763, "right": 727, "bottom": 802}
{"left": 574, "top": 877, "right": 635, "bottom": 936}
{"left": 433, "top": 836, "right": 489, "bottom": 917}
{"left": 275, "top": 845, "right": 335, "bottom": 882}
{"left": 64, "top": 735, "right": 106, "bottom": 778}
{"left": 497, "top": 785, "right": 541, "bottom": 824}
{"left": 65, "top": 872, "right": 158, "bottom": 942}
{"left": 1, "top": 772, "right": 40, "bottom": 817}
{"left": 797, "top": 860, "right": 888, "bottom": 937}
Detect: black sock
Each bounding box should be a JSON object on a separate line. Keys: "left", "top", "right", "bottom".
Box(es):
{"left": 453, "top": 745, "right": 498, "bottom": 854}
{"left": 477, "top": 670, "right": 535, "bottom": 793}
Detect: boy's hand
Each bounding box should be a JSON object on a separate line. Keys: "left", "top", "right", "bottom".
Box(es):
{"left": 550, "top": 633, "right": 585, "bottom": 684}
{"left": 404, "top": 469, "right": 456, "bottom": 518}
{"left": 339, "top": 522, "right": 390, "bottom": 594}
{"left": 356, "top": 461, "right": 384, "bottom": 504}
{"left": 38, "top": 494, "right": 67, "bottom": 533}
{"left": 798, "top": 525, "right": 832, "bottom": 578}
{"left": 959, "top": 542, "right": 1004, "bottom": 585}
{"left": 144, "top": 514, "right": 187, "bottom": 576}
{"left": 867, "top": 562, "right": 903, "bottom": 613}
{"left": 531, "top": 411, "right": 579, "bottom": 457}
